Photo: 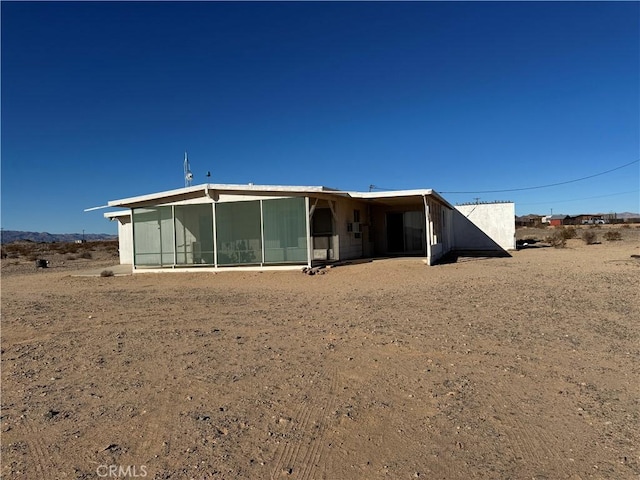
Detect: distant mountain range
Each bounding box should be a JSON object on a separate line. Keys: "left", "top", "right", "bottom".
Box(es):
{"left": 0, "top": 230, "right": 117, "bottom": 244}
{"left": 612, "top": 212, "right": 640, "bottom": 219}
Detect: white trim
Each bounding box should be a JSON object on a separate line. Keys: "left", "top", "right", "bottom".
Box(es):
{"left": 260, "top": 200, "right": 265, "bottom": 267}
{"left": 104, "top": 210, "right": 131, "bottom": 219}
{"left": 212, "top": 202, "right": 218, "bottom": 268}
{"left": 172, "top": 205, "right": 177, "bottom": 267}
{"left": 107, "top": 184, "right": 454, "bottom": 210}
{"left": 423, "top": 195, "right": 432, "bottom": 265}
{"left": 305, "top": 196, "right": 312, "bottom": 267}
{"left": 132, "top": 265, "right": 304, "bottom": 274}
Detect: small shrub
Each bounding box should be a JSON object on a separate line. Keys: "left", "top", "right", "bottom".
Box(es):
{"left": 559, "top": 227, "right": 577, "bottom": 239}
{"left": 604, "top": 231, "right": 622, "bottom": 242}
{"left": 80, "top": 252, "right": 93, "bottom": 259}
{"left": 545, "top": 232, "right": 566, "bottom": 248}
{"left": 621, "top": 224, "right": 631, "bottom": 229}
{"left": 66, "top": 254, "right": 78, "bottom": 260}
{"left": 582, "top": 230, "right": 597, "bottom": 245}
{"left": 100, "top": 270, "right": 114, "bottom": 277}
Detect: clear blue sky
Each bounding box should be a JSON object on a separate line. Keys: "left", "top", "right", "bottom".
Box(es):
{"left": 2, "top": 1, "right": 638, "bottom": 234}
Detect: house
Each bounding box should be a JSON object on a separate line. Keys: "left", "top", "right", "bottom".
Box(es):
{"left": 516, "top": 214, "right": 545, "bottom": 227}
{"left": 548, "top": 214, "right": 569, "bottom": 227}
{"left": 570, "top": 214, "right": 606, "bottom": 225}
{"left": 104, "top": 184, "right": 515, "bottom": 272}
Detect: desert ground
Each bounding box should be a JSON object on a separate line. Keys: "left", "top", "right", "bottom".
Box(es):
{"left": 1, "top": 225, "right": 639, "bottom": 479}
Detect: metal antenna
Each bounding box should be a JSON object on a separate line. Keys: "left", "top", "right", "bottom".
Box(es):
{"left": 184, "top": 151, "right": 193, "bottom": 187}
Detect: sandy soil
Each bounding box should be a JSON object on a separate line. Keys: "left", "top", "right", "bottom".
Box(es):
{"left": 1, "top": 227, "right": 639, "bottom": 479}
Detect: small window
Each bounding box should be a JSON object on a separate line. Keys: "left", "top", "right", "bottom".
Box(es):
{"left": 313, "top": 208, "right": 333, "bottom": 235}
{"left": 353, "top": 209, "right": 361, "bottom": 223}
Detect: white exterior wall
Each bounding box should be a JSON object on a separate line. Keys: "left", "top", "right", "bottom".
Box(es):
{"left": 426, "top": 197, "right": 453, "bottom": 265}
{"left": 453, "top": 203, "right": 516, "bottom": 251}
{"left": 117, "top": 216, "right": 133, "bottom": 264}
{"left": 333, "top": 198, "right": 369, "bottom": 260}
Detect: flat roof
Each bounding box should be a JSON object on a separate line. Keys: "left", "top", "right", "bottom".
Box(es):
{"left": 107, "top": 183, "right": 454, "bottom": 210}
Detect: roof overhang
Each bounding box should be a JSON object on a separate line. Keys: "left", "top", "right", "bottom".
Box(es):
{"left": 104, "top": 210, "right": 131, "bottom": 219}
{"left": 348, "top": 189, "right": 453, "bottom": 209}
{"left": 106, "top": 183, "right": 454, "bottom": 210}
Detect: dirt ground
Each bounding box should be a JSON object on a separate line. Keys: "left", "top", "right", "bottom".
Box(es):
{"left": 1, "top": 226, "right": 639, "bottom": 479}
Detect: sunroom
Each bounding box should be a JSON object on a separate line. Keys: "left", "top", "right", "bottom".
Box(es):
{"left": 131, "top": 196, "right": 308, "bottom": 268}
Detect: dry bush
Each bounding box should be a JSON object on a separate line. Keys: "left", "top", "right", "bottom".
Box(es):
{"left": 3, "top": 243, "right": 34, "bottom": 257}
{"left": 559, "top": 227, "right": 578, "bottom": 239}
{"left": 62, "top": 244, "right": 79, "bottom": 254}
{"left": 604, "top": 231, "right": 622, "bottom": 241}
{"left": 582, "top": 230, "right": 597, "bottom": 245}
{"left": 621, "top": 224, "right": 631, "bottom": 229}
{"left": 100, "top": 270, "right": 114, "bottom": 277}
{"left": 66, "top": 254, "right": 78, "bottom": 261}
{"left": 80, "top": 252, "right": 93, "bottom": 259}
{"left": 545, "top": 232, "right": 567, "bottom": 248}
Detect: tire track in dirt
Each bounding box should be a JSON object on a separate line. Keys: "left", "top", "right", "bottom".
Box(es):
{"left": 131, "top": 395, "right": 173, "bottom": 464}
{"left": 298, "top": 367, "right": 339, "bottom": 480}
{"left": 483, "top": 383, "right": 574, "bottom": 477}
{"left": 270, "top": 400, "right": 310, "bottom": 479}
{"left": 22, "top": 419, "right": 61, "bottom": 480}
{"left": 270, "top": 367, "right": 339, "bottom": 480}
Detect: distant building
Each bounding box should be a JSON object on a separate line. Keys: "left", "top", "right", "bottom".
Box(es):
{"left": 548, "top": 214, "right": 569, "bottom": 227}
{"left": 570, "top": 214, "right": 606, "bottom": 225}
{"left": 516, "top": 214, "right": 545, "bottom": 227}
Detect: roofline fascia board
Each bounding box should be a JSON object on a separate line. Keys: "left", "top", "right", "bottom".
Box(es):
{"left": 107, "top": 184, "right": 454, "bottom": 210}
{"left": 104, "top": 210, "right": 131, "bottom": 219}
{"left": 108, "top": 184, "right": 342, "bottom": 208}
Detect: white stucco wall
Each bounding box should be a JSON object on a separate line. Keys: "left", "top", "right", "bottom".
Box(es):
{"left": 453, "top": 203, "right": 516, "bottom": 251}
{"left": 117, "top": 217, "right": 133, "bottom": 264}
{"left": 333, "top": 198, "right": 368, "bottom": 260}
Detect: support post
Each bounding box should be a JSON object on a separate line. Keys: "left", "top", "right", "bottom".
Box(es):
{"left": 212, "top": 202, "right": 218, "bottom": 268}
{"left": 259, "top": 200, "right": 265, "bottom": 267}
{"left": 172, "top": 205, "right": 177, "bottom": 267}
{"left": 305, "top": 196, "right": 312, "bottom": 268}
{"left": 131, "top": 208, "right": 137, "bottom": 271}
{"left": 423, "top": 195, "right": 432, "bottom": 265}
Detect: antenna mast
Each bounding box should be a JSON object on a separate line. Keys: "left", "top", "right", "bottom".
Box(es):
{"left": 184, "top": 151, "right": 193, "bottom": 187}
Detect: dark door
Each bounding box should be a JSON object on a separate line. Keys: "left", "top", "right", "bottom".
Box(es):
{"left": 386, "top": 213, "right": 404, "bottom": 252}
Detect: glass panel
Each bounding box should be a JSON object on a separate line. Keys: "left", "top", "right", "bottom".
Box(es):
{"left": 133, "top": 207, "right": 173, "bottom": 266}
{"left": 215, "top": 201, "right": 262, "bottom": 265}
{"left": 404, "top": 211, "right": 425, "bottom": 253}
{"left": 175, "top": 204, "right": 214, "bottom": 265}
{"left": 263, "top": 197, "right": 308, "bottom": 264}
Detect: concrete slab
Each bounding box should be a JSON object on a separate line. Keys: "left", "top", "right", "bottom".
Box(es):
{"left": 71, "top": 264, "right": 132, "bottom": 277}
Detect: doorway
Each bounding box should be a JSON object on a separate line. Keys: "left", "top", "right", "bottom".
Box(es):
{"left": 386, "top": 211, "right": 425, "bottom": 254}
